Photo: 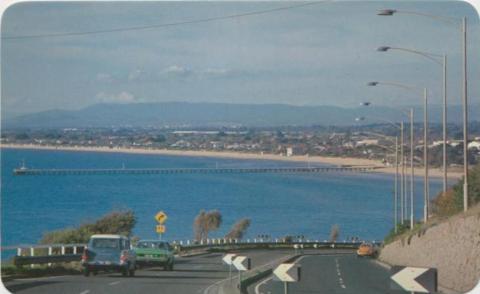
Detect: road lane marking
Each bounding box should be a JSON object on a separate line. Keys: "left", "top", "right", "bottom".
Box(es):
{"left": 203, "top": 277, "right": 230, "bottom": 294}
{"left": 108, "top": 281, "right": 121, "bottom": 286}
{"left": 79, "top": 290, "right": 90, "bottom": 294}
{"left": 335, "top": 258, "right": 347, "bottom": 289}
{"left": 255, "top": 277, "right": 272, "bottom": 294}
{"left": 13, "top": 275, "right": 65, "bottom": 281}
{"left": 254, "top": 255, "right": 310, "bottom": 294}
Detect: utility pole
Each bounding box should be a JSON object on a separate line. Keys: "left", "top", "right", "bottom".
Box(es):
{"left": 400, "top": 122, "right": 405, "bottom": 224}
{"left": 423, "top": 88, "right": 429, "bottom": 223}
{"left": 410, "top": 108, "right": 414, "bottom": 230}
{"left": 395, "top": 136, "right": 399, "bottom": 232}
{"left": 462, "top": 16, "right": 469, "bottom": 212}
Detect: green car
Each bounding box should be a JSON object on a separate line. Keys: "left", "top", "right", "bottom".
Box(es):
{"left": 134, "top": 240, "right": 175, "bottom": 270}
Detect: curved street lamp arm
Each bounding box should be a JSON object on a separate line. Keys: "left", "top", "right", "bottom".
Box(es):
{"left": 387, "top": 47, "right": 443, "bottom": 66}
{"left": 358, "top": 116, "right": 402, "bottom": 130}
{"left": 384, "top": 9, "right": 459, "bottom": 26}
{"left": 373, "top": 81, "right": 423, "bottom": 93}
{"left": 361, "top": 131, "right": 397, "bottom": 144}
{"left": 375, "top": 144, "right": 397, "bottom": 154}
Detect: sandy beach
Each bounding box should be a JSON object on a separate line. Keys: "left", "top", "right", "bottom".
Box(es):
{"left": 1, "top": 143, "right": 462, "bottom": 179}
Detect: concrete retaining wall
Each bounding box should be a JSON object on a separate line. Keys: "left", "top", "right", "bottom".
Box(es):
{"left": 379, "top": 207, "right": 480, "bottom": 293}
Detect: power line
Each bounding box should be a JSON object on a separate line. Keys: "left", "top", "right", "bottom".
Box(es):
{"left": 2, "top": 1, "right": 328, "bottom": 40}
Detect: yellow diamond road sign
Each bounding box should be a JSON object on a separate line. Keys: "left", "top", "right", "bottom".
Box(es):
{"left": 155, "top": 211, "right": 168, "bottom": 224}
{"left": 156, "top": 225, "right": 166, "bottom": 234}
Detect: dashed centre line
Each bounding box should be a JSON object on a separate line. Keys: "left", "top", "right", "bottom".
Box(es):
{"left": 335, "top": 258, "right": 347, "bottom": 289}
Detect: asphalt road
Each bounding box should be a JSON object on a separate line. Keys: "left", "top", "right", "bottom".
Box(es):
{"left": 3, "top": 250, "right": 294, "bottom": 294}
{"left": 252, "top": 254, "right": 400, "bottom": 294}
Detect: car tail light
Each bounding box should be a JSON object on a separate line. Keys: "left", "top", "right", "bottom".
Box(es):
{"left": 82, "top": 248, "right": 88, "bottom": 262}
{"left": 120, "top": 250, "right": 128, "bottom": 264}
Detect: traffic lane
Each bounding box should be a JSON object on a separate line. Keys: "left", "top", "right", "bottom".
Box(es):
{"left": 4, "top": 249, "right": 297, "bottom": 294}
{"left": 3, "top": 253, "right": 228, "bottom": 294}
{"left": 254, "top": 254, "right": 398, "bottom": 294}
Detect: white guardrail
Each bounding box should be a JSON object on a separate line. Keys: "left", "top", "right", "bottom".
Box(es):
{"left": 1, "top": 238, "right": 381, "bottom": 266}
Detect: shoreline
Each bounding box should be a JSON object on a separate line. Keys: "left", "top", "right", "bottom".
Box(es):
{"left": 0, "top": 143, "right": 462, "bottom": 179}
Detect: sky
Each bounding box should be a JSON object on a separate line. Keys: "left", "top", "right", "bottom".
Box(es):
{"left": 1, "top": 0, "right": 479, "bottom": 115}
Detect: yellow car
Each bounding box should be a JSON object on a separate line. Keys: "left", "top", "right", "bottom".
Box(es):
{"left": 356, "top": 243, "right": 377, "bottom": 257}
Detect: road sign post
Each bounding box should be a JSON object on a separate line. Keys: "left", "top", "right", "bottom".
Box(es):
{"left": 273, "top": 263, "right": 301, "bottom": 294}
{"left": 155, "top": 211, "right": 168, "bottom": 240}
{"left": 232, "top": 256, "right": 250, "bottom": 292}
{"left": 222, "top": 253, "right": 236, "bottom": 282}
{"left": 391, "top": 266, "right": 437, "bottom": 293}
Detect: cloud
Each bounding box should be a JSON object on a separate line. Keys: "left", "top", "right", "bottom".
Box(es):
{"left": 128, "top": 69, "right": 144, "bottom": 81}
{"left": 96, "top": 91, "right": 138, "bottom": 103}
{"left": 160, "top": 65, "right": 230, "bottom": 79}
{"left": 162, "top": 65, "right": 192, "bottom": 76}
{"left": 202, "top": 68, "right": 230, "bottom": 76}
{"left": 96, "top": 73, "right": 114, "bottom": 83}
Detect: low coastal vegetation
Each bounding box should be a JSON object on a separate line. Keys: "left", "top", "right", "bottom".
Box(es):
{"left": 225, "top": 218, "right": 251, "bottom": 239}
{"left": 40, "top": 210, "right": 137, "bottom": 244}
{"left": 329, "top": 224, "right": 340, "bottom": 242}
{"left": 192, "top": 209, "right": 251, "bottom": 241}
{"left": 193, "top": 210, "right": 223, "bottom": 241}
{"left": 2, "top": 211, "right": 137, "bottom": 279}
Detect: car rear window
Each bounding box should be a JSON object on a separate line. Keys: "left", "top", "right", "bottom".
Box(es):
{"left": 90, "top": 238, "right": 120, "bottom": 249}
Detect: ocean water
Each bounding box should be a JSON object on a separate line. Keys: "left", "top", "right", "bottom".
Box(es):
{"left": 1, "top": 148, "right": 441, "bottom": 256}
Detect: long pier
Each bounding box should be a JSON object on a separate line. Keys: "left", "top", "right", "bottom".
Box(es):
{"left": 13, "top": 166, "right": 379, "bottom": 176}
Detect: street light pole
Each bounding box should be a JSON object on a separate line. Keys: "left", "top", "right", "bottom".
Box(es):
{"left": 367, "top": 81, "right": 423, "bottom": 229}
{"left": 355, "top": 114, "right": 402, "bottom": 230}
{"left": 395, "top": 136, "right": 399, "bottom": 232}
{"left": 410, "top": 108, "right": 415, "bottom": 229}
{"left": 462, "top": 16, "right": 469, "bottom": 211}
{"left": 376, "top": 46, "right": 446, "bottom": 197}
{"left": 377, "top": 8, "right": 469, "bottom": 211}
{"left": 442, "top": 54, "right": 448, "bottom": 194}
{"left": 423, "top": 88, "right": 429, "bottom": 223}
{"left": 400, "top": 122, "right": 405, "bottom": 224}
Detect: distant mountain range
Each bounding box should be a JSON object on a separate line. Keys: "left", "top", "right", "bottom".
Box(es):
{"left": 3, "top": 102, "right": 479, "bottom": 129}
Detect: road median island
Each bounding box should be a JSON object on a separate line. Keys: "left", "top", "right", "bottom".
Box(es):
{"left": 210, "top": 253, "right": 300, "bottom": 294}
{"left": 238, "top": 254, "right": 301, "bottom": 293}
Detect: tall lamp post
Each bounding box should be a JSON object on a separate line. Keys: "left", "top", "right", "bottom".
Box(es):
{"left": 377, "top": 46, "right": 448, "bottom": 197}
{"left": 367, "top": 81, "right": 427, "bottom": 228}
{"left": 377, "top": 8, "right": 469, "bottom": 211}
{"left": 355, "top": 117, "right": 401, "bottom": 232}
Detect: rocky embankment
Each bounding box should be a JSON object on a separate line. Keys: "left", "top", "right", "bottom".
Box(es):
{"left": 379, "top": 204, "right": 480, "bottom": 293}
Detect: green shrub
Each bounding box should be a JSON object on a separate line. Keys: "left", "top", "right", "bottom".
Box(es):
{"left": 432, "top": 163, "right": 480, "bottom": 217}
{"left": 40, "top": 210, "right": 136, "bottom": 244}
{"left": 225, "top": 218, "right": 251, "bottom": 239}
{"left": 384, "top": 223, "right": 410, "bottom": 244}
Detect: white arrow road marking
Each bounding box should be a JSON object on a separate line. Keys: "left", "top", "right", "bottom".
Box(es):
{"left": 79, "top": 290, "right": 90, "bottom": 294}
{"left": 391, "top": 267, "right": 429, "bottom": 293}
{"left": 108, "top": 281, "right": 121, "bottom": 286}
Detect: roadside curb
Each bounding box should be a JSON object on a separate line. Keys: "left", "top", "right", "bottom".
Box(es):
{"left": 177, "top": 250, "right": 210, "bottom": 258}
{"left": 239, "top": 254, "right": 301, "bottom": 294}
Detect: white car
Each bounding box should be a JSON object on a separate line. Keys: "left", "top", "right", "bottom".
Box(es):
{"left": 82, "top": 234, "right": 136, "bottom": 277}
